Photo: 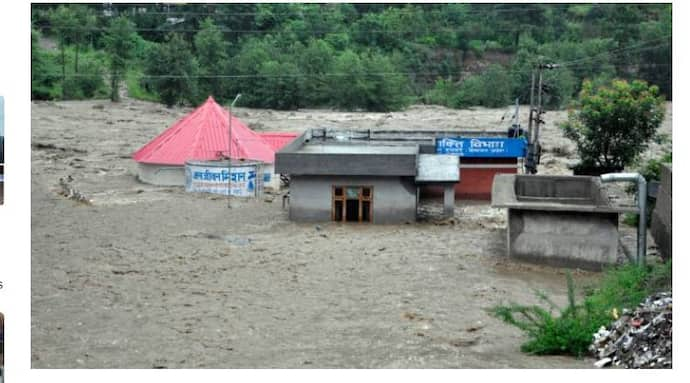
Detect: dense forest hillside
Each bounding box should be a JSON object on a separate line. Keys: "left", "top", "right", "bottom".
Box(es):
{"left": 31, "top": 3, "right": 671, "bottom": 111}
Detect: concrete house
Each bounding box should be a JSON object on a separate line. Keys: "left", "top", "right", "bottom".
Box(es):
{"left": 276, "top": 127, "right": 532, "bottom": 224}
{"left": 276, "top": 129, "right": 467, "bottom": 224}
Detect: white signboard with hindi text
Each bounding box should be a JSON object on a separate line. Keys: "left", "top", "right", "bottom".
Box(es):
{"left": 185, "top": 162, "right": 260, "bottom": 197}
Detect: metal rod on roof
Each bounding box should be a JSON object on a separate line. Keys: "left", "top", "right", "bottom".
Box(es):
{"left": 228, "top": 93, "right": 242, "bottom": 209}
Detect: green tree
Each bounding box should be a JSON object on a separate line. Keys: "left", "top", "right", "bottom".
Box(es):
{"left": 62, "top": 56, "right": 107, "bottom": 100}
{"left": 103, "top": 17, "right": 138, "bottom": 101}
{"left": 256, "top": 61, "right": 302, "bottom": 110}
{"left": 490, "top": 3, "right": 546, "bottom": 48}
{"left": 637, "top": 5, "right": 671, "bottom": 98}
{"left": 297, "top": 39, "right": 335, "bottom": 106}
{"left": 478, "top": 64, "right": 512, "bottom": 108}
{"left": 194, "top": 18, "right": 229, "bottom": 102}
{"left": 329, "top": 50, "right": 367, "bottom": 110}
{"left": 456, "top": 65, "right": 511, "bottom": 108}
{"left": 540, "top": 67, "right": 577, "bottom": 110}
{"left": 361, "top": 52, "right": 410, "bottom": 111}
{"left": 229, "top": 38, "right": 278, "bottom": 106}
{"left": 144, "top": 34, "right": 199, "bottom": 107}
{"left": 48, "top": 5, "right": 96, "bottom": 73}
{"left": 48, "top": 5, "right": 79, "bottom": 96}
{"left": 562, "top": 79, "right": 665, "bottom": 170}
{"left": 70, "top": 5, "right": 96, "bottom": 74}
{"left": 31, "top": 28, "right": 61, "bottom": 100}
{"left": 48, "top": 4, "right": 97, "bottom": 98}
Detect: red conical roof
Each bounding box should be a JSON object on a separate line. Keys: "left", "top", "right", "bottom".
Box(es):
{"left": 133, "top": 97, "right": 277, "bottom": 165}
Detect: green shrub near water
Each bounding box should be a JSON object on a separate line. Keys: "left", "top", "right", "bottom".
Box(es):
{"left": 492, "top": 262, "right": 671, "bottom": 357}
{"left": 622, "top": 151, "right": 672, "bottom": 227}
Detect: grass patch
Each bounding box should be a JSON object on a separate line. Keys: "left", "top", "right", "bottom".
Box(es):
{"left": 491, "top": 261, "right": 671, "bottom": 357}
{"left": 125, "top": 69, "right": 159, "bottom": 102}
{"left": 622, "top": 212, "right": 639, "bottom": 227}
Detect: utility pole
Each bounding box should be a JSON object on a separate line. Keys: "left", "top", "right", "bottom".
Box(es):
{"left": 227, "top": 93, "right": 242, "bottom": 208}
{"left": 525, "top": 62, "right": 559, "bottom": 174}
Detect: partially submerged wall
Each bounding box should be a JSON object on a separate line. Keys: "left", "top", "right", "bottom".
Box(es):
{"left": 138, "top": 162, "right": 282, "bottom": 191}
{"left": 492, "top": 174, "right": 633, "bottom": 271}
{"left": 508, "top": 209, "right": 619, "bottom": 270}
{"left": 289, "top": 175, "right": 417, "bottom": 224}
{"left": 421, "top": 158, "right": 519, "bottom": 200}
{"left": 137, "top": 163, "right": 186, "bottom": 186}
{"left": 651, "top": 164, "right": 672, "bottom": 260}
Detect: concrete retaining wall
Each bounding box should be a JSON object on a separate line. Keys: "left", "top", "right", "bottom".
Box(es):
{"left": 508, "top": 209, "right": 619, "bottom": 270}
{"left": 289, "top": 175, "right": 417, "bottom": 224}
{"left": 651, "top": 164, "right": 672, "bottom": 260}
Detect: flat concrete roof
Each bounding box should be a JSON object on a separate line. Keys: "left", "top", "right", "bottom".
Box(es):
{"left": 296, "top": 144, "right": 418, "bottom": 155}
{"left": 491, "top": 174, "right": 638, "bottom": 213}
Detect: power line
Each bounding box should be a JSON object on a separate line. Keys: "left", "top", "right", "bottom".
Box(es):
{"left": 558, "top": 36, "right": 671, "bottom": 67}
{"left": 33, "top": 3, "right": 638, "bottom": 36}
{"left": 65, "top": 3, "right": 574, "bottom": 19}
{"left": 33, "top": 24, "right": 534, "bottom": 35}
{"left": 36, "top": 35, "right": 671, "bottom": 82}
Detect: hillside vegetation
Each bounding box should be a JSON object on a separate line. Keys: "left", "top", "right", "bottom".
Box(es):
{"left": 31, "top": 3, "right": 671, "bottom": 111}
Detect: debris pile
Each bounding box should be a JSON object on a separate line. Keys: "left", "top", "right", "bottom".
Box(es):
{"left": 58, "top": 176, "right": 91, "bottom": 204}
{"left": 590, "top": 292, "right": 672, "bottom": 369}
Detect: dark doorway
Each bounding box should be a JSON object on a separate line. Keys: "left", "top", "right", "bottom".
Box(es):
{"left": 346, "top": 200, "right": 359, "bottom": 222}
{"left": 332, "top": 185, "right": 373, "bottom": 222}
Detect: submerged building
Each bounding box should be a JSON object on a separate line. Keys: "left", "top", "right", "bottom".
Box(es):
{"left": 276, "top": 128, "right": 527, "bottom": 224}
{"left": 132, "top": 97, "right": 297, "bottom": 192}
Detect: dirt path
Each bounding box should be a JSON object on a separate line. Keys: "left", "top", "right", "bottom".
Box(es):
{"left": 30, "top": 98, "right": 671, "bottom": 368}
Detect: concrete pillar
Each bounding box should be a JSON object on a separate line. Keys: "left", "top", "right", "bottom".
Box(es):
{"left": 443, "top": 183, "right": 455, "bottom": 218}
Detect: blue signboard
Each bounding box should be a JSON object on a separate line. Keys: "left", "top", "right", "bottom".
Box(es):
{"left": 436, "top": 137, "right": 527, "bottom": 158}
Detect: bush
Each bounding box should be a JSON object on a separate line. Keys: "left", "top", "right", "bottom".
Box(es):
{"left": 455, "top": 65, "right": 511, "bottom": 108}
{"left": 125, "top": 70, "right": 159, "bottom": 102}
{"left": 477, "top": 64, "right": 512, "bottom": 108}
{"left": 423, "top": 78, "right": 457, "bottom": 106}
{"left": 454, "top": 75, "right": 484, "bottom": 107}
{"left": 561, "top": 79, "right": 665, "bottom": 170}
{"left": 623, "top": 151, "right": 672, "bottom": 227}
{"left": 468, "top": 40, "right": 486, "bottom": 57}
{"left": 62, "top": 55, "right": 108, "bottom": 100}
{"left": 492, "top": 262, "right": 672, "bottom": 357}
{"left": 637, "top": 151, "right": 672, "bottom": 184}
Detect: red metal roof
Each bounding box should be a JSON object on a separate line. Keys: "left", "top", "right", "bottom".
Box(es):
{"left": 258, "top": 132, "right": 298, "bottom": 151}
{"left": 133, "top": 97, "right": 285, "bottom": 165}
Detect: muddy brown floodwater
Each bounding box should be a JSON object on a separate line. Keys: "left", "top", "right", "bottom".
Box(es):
{"left": 31, "top": 98, "right": 671, "bottom": 368}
